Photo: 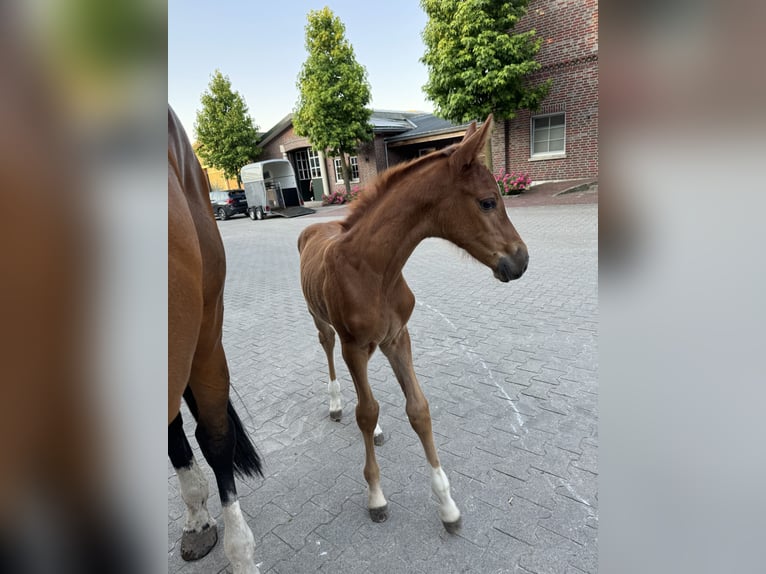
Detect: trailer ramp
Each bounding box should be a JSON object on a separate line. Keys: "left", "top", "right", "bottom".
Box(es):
{"left": 272, "top": 206, "right": 316, "bottom": 218}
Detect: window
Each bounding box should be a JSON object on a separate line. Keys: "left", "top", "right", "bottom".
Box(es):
{"left": 531, "top": 113, "right": 565, "bottom": 157}
{"left": 295, "top": 150, "right": 310, "bottom": 181}
{"left": 333, "top": 156, "right": 360, "bottom": 183}
{"left": 307, "top": 149, "right": 322, "bottom": 178}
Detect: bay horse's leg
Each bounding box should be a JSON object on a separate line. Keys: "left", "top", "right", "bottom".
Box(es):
{"left": 312, "top": 316, "right": 343, "bottom": 421}
{"left": 168, "top": 411, "right": 219, "bottom": 560}
{"left": 341, "top": 343, "right": 388, "bottom": 521}
{"left": 380, "top": 327, "right": 461, "bottom": 532}
{"left": 189, "top": 344, "right": 260, "bottom": 574}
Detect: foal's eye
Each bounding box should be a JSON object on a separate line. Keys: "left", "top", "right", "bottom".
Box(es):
{"left": 479, "top": 198, "right": 497, "bottom": 211}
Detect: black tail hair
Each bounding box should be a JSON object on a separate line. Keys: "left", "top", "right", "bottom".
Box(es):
{"left": 183, "top": 387, "right": 263, "bottom": 478}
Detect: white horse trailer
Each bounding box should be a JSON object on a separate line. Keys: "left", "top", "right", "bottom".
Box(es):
{"left": 240, "top": 159, "right": 315, "bottom": 220}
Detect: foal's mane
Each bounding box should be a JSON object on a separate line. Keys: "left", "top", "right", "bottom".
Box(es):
{"left": 340, "top": 146, "right": 456, "bottom": 230}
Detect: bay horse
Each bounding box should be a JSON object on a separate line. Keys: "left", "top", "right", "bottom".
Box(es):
{"left": 168, "top": 105, "right": 262, "bottom": 574}
{"left": 298, "top": 115, "right": 528, "bottom": 531}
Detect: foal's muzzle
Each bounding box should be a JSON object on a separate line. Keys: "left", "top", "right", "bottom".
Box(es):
{"left": 493, "top": 251, "right": 529, "bottom": 282}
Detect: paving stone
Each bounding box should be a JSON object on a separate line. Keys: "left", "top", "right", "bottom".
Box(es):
{"left": 572, "top": 441, "right": 598, "bottom": 475}
{"left": 518, "top": 527, "right": 586, "bottom": 574}
{"left": 250, "top": 532, "right": 294, "bottom": 574}
{"left": 272, "top": 500, "right": 335, "bottom": 551}
{"left": 538, "top": 494, "right": 597, "bottom": 547}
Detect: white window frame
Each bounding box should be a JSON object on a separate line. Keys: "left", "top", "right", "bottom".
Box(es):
{"left": 530, "top": 113, "right": 566, "bottom": 160}
{"left": 333, "top": 156, "right": 360, "bottom": 184}
{"left": 307, "top": 148, "right": 322, "bottom": 178}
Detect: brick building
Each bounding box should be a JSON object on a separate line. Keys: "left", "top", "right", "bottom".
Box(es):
{"left": 258, "top": 111, "right": 468, "bottom": 200}
{"left": 491, "top": 0, "right": 599, "bottom": 182}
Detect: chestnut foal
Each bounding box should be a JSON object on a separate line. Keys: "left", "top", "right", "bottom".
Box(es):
{"left": 298, "top": 115, "right": 528, "bottom": 531}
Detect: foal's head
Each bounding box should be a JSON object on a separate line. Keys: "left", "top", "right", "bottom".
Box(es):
{"left": 435, "top": 115, "right": 529, "bottom": 282}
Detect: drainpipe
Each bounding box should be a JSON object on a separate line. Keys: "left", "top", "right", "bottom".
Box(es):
{"left": 318, "top": 149, "right": 331, "bottom": 197}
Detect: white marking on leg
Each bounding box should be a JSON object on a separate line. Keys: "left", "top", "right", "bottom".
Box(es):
{"left": 431, "top": 466, "right": 461, "bottom": 523}
{"left": 176, "top": 457, "right": 215, "bottom": 532}
{"left": 222, "top": 500, "right": 259, "bottom": 574}
{"left": 373, "top": 423, "right": 383, "bottom": 439}
{"left": 328, "top": 378, "right": 342, "bottom": 413}
{"left": 368, "top": 483, "right": 387, "bottom": 510}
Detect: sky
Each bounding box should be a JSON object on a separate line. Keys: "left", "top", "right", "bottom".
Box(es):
{"left": 168, "top": 0, "right": 435, "bottom": 141}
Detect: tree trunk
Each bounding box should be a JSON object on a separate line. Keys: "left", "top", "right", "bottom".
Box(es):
{"left": 340, "top": 152, "right": 352, "bottom": 196}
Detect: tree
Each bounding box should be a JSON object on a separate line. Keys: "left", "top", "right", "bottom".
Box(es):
{"left": 294, "top": 7, "right": 372, "bottom": 196}
{"left": 420, "top": 0, "right": 551, "bottom": 165}
{"left": 194, "top": 70, "right": 260, "bottom": 184}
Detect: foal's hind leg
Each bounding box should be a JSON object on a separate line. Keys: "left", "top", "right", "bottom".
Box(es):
{"left": 169, "top": 412, "right": 219, "bottom": 560}
{"left": 381, "top": 327, "right": 461, "bottom": 532}
{"left": 313, "top": 317, "right": 343, "bottom": 421}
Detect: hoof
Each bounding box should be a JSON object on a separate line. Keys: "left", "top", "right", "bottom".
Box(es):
{"left": 442, "top": 517, "right": 462, "bottom": 534}
{"left": 373, "top": 432, "right": 385, "bottom": 446}
{"left": 369, "top": 504, "right": 389, "bottom": 523}
{"left": 329, "top": 409, "right": 342, "bottom": 422}
{"left": 181, "top": 523, "right": 218, "bottom": 561}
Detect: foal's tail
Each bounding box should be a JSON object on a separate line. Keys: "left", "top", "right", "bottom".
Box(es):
{"left": 183, "top": 388, "right": 264, "bottom": 478}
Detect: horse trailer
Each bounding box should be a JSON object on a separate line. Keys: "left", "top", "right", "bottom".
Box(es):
{"left": 240, "top": 159, "right": 315, "bottom": 220}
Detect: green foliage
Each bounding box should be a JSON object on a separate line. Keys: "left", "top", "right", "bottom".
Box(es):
{"left": 294, "top": 7, "right": 372, "bottom": 194}
{"left": 194, "top": 70, "right": 260, "bottom": 182}
{"left": 420, "top": 0, "right": 551, "bottom": 123}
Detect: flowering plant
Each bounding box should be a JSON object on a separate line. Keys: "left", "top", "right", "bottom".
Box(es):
{"left": 495, "top": 170, "right": 532, "bottom": 195}
{"left": 322, "top": 185, "right": 361, "bottom": 205}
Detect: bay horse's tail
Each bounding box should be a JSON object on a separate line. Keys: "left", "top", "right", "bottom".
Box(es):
{"left": 183, "top": 387, "right": 263, "bottom": 478}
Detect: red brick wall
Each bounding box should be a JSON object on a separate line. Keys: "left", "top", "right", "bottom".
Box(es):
{"left": 491, "top": 0, "right": 598, "bottom": 182}
{"left": 259, "top": 126, "right": 311, "bottom": 160}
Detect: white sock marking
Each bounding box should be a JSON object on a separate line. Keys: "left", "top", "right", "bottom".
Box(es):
{"left": 431, "top": 466, "right": 461, "bottom": 523}
{"left": 373, "top": 423, "right": 383, "bottom": 437}
{"left": 368, "top": 484, "right": 387, "bottom": 509}
{"left": 328, "top": 378, "right": 342, "bottom": 413}
{"left": 222, "top": 500, "right": 259, "bottom": 574}
{"left": 176, "top": 457, "right": 215, "bottom": 532}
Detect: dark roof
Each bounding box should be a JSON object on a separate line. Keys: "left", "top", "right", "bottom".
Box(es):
{"left": 384, "top": 113, "right": 470, "bottom": 143}
{"left": 258, "top": 110, "right": 467, "bottom": 147}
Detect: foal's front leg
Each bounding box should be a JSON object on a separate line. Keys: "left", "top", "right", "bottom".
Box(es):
{"left": 341, "top": 343, "right": 388, "bottom": 521}
{"left": 381, "top": 327, "right": 461, "bottom": 532}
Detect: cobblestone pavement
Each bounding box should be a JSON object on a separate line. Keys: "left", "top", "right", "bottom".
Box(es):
{"left": 169, "top": 203, "right": 598, "bottom": 574}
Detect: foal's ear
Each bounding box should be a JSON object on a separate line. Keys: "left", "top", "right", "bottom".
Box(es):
{"left": 450, "top": 114, "right": 493, "bottom": 172}
{"left": 462, "top": 121, "right": 477, "bottom": 141}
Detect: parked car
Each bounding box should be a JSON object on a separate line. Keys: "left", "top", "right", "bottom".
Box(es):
{"left": 209, "top": 189, "right": 248, "bottom": 220}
